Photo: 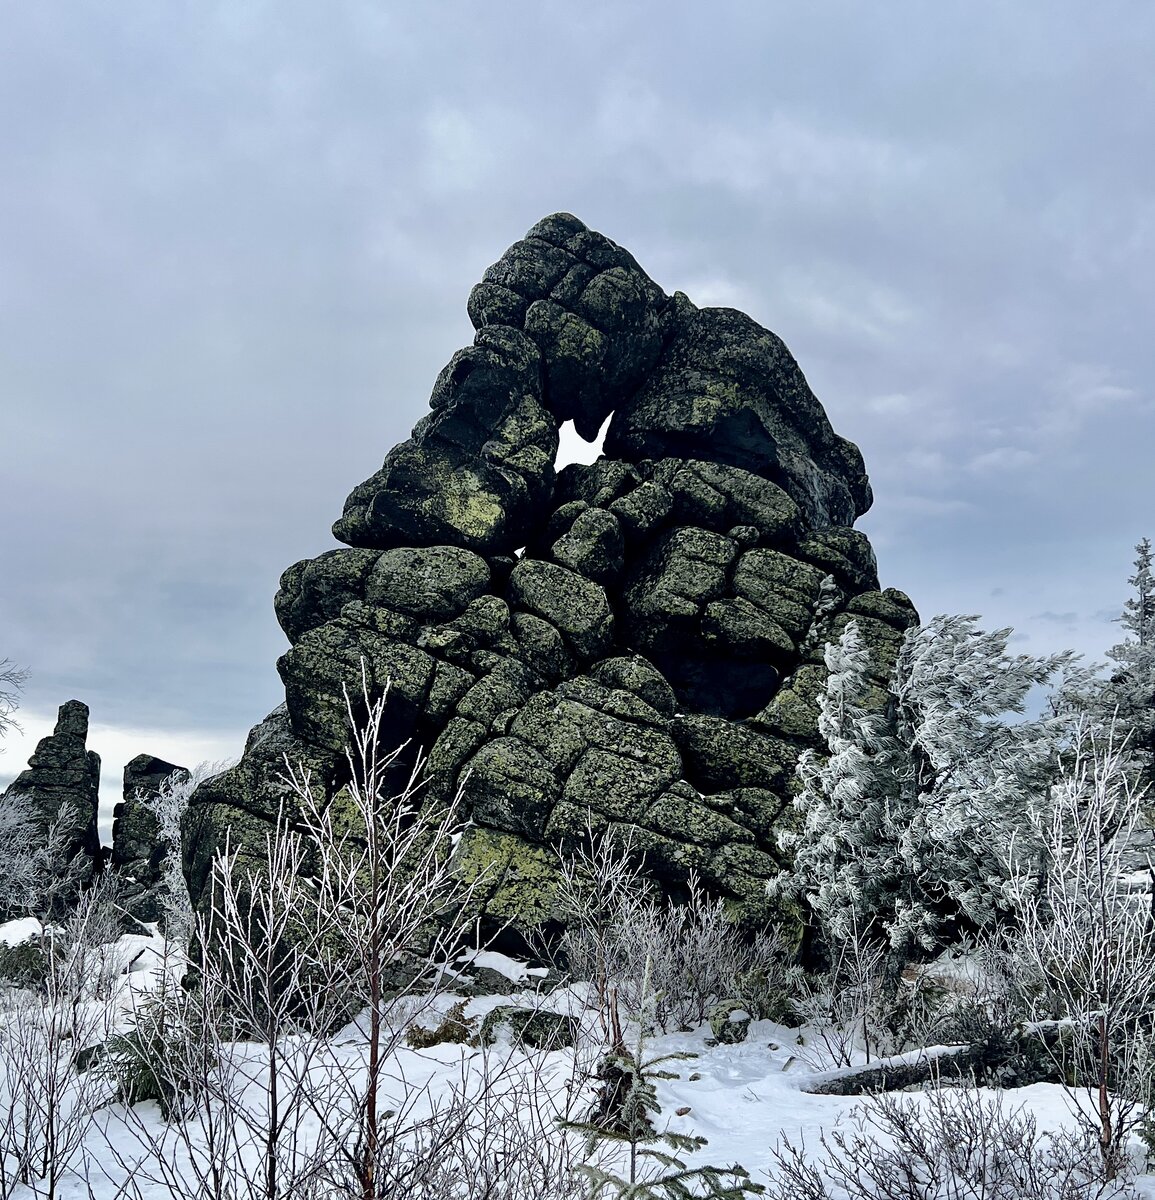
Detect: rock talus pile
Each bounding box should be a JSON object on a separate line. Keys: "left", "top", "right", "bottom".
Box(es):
{"left": 186, "top": 214, "right": 916, "bottom": 939}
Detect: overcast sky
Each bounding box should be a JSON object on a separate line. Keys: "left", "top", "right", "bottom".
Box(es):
{"left": 3, "top": 1, "right": 1154, "bottom": 821}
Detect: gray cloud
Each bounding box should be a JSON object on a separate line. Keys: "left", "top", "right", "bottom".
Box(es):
{"left": 3, "top": 0, "right": 1154, "bottom": 792}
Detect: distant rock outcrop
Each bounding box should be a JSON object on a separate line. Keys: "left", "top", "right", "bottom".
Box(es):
{"left": 111, "top": 754, "right": 187, "bottom": 924}
{"left": 1, "top": 700, "right": 103, "bottom": 884}
{"left": 186, "top": 214, "right": 916, "bottom": 944}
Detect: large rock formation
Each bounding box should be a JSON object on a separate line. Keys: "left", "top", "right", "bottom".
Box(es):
{"left": 1, "top": 700, "right": 103, "bottom": 890}
{"left": 186, "top": 214, "right": 916, "bottom": 943}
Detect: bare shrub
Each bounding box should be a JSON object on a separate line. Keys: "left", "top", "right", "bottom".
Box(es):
{"left": 557, "top": 830, "right": 794, "bottom": 1035}
{"left": 0, "top": 660, "right": 27, "bottom": 747}
{"left": 92, "top": 672, "right": 488, "bottom": 1200}
{"left": 791, "top": 912, "right": 892, "bottom": 1069}
{"left": 639, "top": 881, "right": 794, "bottom": 1033}
{"left": 996, "top": 721, "right": 1155, "bottom": 1178}
{"left": 765, "top": 1085, "right": 1138, "bottom": 1200}
{"left": 97, "top": 808, "right": 349, "bottom": 1200}
{"left": 0, "top": 877, "right": 122, "bottom": 1199}
{"left": 311, "top": 1039, "right": 592, "bottom": 1200}
{"left": 277, "top": 675, "right": 483, "bottom": 1197}
{"left": 554, "top": 824, "right": 650, "bottom": 1035}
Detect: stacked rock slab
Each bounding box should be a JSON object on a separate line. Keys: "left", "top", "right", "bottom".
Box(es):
{"left": 1, "top": 700, "right": 103, "bottom": 900}
{"left": 185, "top": 214, "right": 917, "bottom": 940}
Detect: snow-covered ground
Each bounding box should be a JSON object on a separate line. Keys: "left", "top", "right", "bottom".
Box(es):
{"left": 2, "top": 923, "right": 1153, "bottom": 1199}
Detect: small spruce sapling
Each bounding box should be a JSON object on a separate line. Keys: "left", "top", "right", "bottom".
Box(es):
{"left": 103, "top": 973, "right": 206, "bottom": 1121}
{"left": 565, "top": 956, "right": 764, "bottom": 1199}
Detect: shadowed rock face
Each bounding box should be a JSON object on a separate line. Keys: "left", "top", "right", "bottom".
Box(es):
{"left": 1, "top": 700, "right": 103, "bottom": 894}
{"left": 111, "top": 754, "right": 188, "bottom": 924}
{"left": 186, "top": 214, "right": 916, "bottom": 940}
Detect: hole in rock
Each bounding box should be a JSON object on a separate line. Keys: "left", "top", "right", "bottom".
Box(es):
{"left": 449, "top": 358, "right": 476, "bottom": 390}
{"left": 649, "top": 650, "right": 781, "bottom": 720}
{"left": 554, "top": 414, "right": 611, "bottom": 470}
{"left": 328, "top": 685, "right": 430, "bottom": 809}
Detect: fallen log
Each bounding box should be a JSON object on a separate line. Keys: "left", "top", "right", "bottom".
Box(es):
{"left": 801, "top": 1044, "right": 990, "bottom": 1095}
{"left": 799, "top": 1023, "right": 1065, "bottom": 1095}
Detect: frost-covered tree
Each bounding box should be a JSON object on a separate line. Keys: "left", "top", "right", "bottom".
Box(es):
{"left": 0, "top": 792, "right": 86, "bottom": 920}
{"left": 1103, "top": 537, "right": 1155, "bottom": 782}
{"left": 0, "top": 790, "right": 49, "bottom": 916}
{"left": 776, "top": 621, "right": 903, "bottom": 948}
{"left": 778, "top": 615, "right": 1076, "bottom": 959}
{"left": 144, "top": 761, "right": 223, "bottom": 945}
{"left": 1119, "top": 537, "right": 1154, "bottom": 647}
{"left": 889, "top": 614, "right": 1074, "bottom": 950}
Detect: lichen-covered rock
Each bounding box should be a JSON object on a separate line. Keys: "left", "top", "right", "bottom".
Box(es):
{"left": 507, "top": 558, "right": 614, "bottom": 661}
{"left": 274, "top": 548, "right": 381, "bottom": 642}
{"left": 811, "top": 590, "right": 919, "bottom": 686}
{"left": 468, "top": 212, "right": 670, "bottom": 441}
{"left": 364, "top": 546, "right": 491, "bottom": 619}
{"left": 1, "top": 701, "right": 103, "bottom": 896}
{"left": 673, "top": 716, "right": 795, "bottom": 793}
{"left": 753, "top": 664, "right": 829, "bottom": 742}
{"left": 453, "top": 825, "right": 564, "bottom": 931}
{"left": 111, "top": 754, "right": 187, "bottom": 923}
{"left": 549, "top": 507, "right": 624, "bottom": 586}
{"left": 796, "top": 527, "right": 879, "bottom": 593}
{"left": 708, "top": 1002, "right": 752, "bottom": 1044}
{"left": 605, "top": 305, "right": 872, "bottom": 528}
{"left": 463, "top": 738, "right": 558, "bottom": 837}
{"left": 589, "top": 655, "right": 676, "bottom": 716}
{"left": 187, "top": 213, "right": 916, "bottom": 945}
{"left": 649, "top": 459, "right": 802, "bottom": 545}
{"left": 476, "top": 1004, "right": 577, "bottom": 1049}
{"left": 333, "top": 327, "right": 557, "bottom": 555}
{"left": 183, "top": 704, "right": 327, "bottom": 905}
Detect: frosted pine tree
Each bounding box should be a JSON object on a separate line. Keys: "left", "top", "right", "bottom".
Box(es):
{"left": 889, "top": 614, "right": 1074, "bottom": 950}
{"left": 775, "top": 620, "right": 902, "bottom": 946}
{"left": 1104, "top": 537, "right": 1155, "bottom": 784}
{"left": 778, "top": 614, "right": 1076, "bottom": 960}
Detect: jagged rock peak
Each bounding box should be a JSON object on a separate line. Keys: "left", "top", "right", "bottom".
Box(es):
{"left": 332, "top": 214, "right": 870, "bottom": 556}
{"left": 54, "top": 698, "right": 90, "bottom": 741}
{"left": 188, "top": 215, "right": 914, "bottom": 944}
{"left": 1, "top": 699, "right": 103, "bottom": 896}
